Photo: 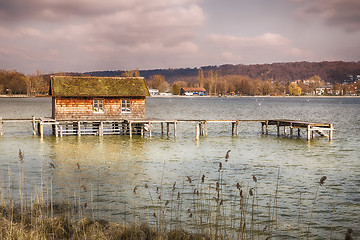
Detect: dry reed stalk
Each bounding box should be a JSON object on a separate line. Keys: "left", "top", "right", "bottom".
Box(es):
{"left": 298, "top": 192, "right": 304, "bottom": 239}
{"left": 306, "top": 176, "right": 327, "bottom": 240}
{"left": 276, "top": 166, "right": 280, "bottom": 239}
{"left": 329, "top": 204, "right": 336, "bottom": 240}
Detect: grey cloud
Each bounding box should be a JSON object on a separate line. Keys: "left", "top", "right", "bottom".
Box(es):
{"left": 295, "top": 0, "right": 360, "bottom": 32}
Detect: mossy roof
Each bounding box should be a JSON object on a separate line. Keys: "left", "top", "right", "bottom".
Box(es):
{"left": 51, "top": 76, "right": 150, "bottom": 97}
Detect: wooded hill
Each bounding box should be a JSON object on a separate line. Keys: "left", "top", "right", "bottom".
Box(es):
{"left": 86, "top": 61, "right": 360, "bottom": 84}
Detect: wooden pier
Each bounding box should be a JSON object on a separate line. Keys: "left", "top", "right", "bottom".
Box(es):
{"left": 0, "top": 117, "right": 333, "bottom": 141}
{"left": 260, "top": 119, "right": 333, "bottom": 141}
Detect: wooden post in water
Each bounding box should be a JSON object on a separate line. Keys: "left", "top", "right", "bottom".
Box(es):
{"left": 311, "top": 128, "right": 314, "bottom": 139}
{"left": 161, "top": 123, "right": 164, "bottom": 135}
{"left": 149, "top": 122, "right": 152, "bottom": 137}
{"left": 196, "top": 124, "right": 200, "bottom": 140}
{"left": 329, "top": 124, "right": 333, "bottom": 141}
{"left": 231, "top": 122, "right": 235, "bottom": 136}
{"left": 266, "top": 120, "right": 269, "bottom": 134}
{"left": 99, "top": 121, "right": 104, "bottom": 136}
{"left": 205, "top": 121, "right": 208, "bottom": 136}
{"left": 261, "top": 122, "right": 264, "bottom": 134}
{"left": 129, "top": 122, "right": 132, "bottom": 138}
{"left": 298, "top": 128, "right": 301, "bottom": 137}
{"left": 77, "top": 121, "right": 81, "bottom": 136}
{"left": 55, "top": 125, "right": 59, "bottom": 137}
{"left": 32, "top": 116, "right": 36, "bottom": 135}
{"left": 39, "top": 122, "right": 44, "bottom": 137}
{"left": 60, "top": 125, "right": 63, "bottom": 137}
{"left": 174, "top": 122, "right": 177, "bottom": 137}
{"left": 284, "top": 126, "right": 287, "bottom": 135}
{"left": 307, "top": 125, "right": 311, "bottom": 141}
{"left": 0, "top": 117, "right": 3, "bottom": 136}
{"left": 236, "top": 121, "right": 239, "bottom": 136}
{"left": 277, "top": 121, "right": 280, "bottom": 136}
{"left": 290, "top": 123, "right": 293, "bottom": 136}
{"left": 166, "top": 123, "right": 169, "bottom": 136}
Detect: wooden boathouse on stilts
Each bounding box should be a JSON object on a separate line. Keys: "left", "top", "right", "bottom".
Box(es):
{"left": 47, "top": 75, "right": 150, "bottom": 137}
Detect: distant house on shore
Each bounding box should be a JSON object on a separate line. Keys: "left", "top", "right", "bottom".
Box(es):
{"left": 148, "top": 89, "right": 159, "bottom": 96}
{"left": 50, "top": 76, "right": 150, "bottom": 121}
{"left": 180, "top": 87, "right": 207, "bottom": 96}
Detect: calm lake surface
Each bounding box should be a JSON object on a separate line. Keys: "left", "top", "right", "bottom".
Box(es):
{"left": 0, "top": 96, "right": 359, "bottom": 238}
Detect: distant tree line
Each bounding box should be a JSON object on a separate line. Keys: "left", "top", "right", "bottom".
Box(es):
{"left": 2, "top": 61, "right": 360, "bottom": 96}
{"left": 86, "top": 61, "right": 360, "bottom": 85}
{"left": 148, "top": 70, "right": 359, "bottom": 96}
{"left": 0, "top": 70, "right": 49, "bottom": 95}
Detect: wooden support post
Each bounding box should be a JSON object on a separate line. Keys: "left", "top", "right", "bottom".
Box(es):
{"left": 307, "top": 125, "right": 311, "bottom": 141}
{"left": 205, "top": 121, "right": 208, "bottom": 136}
{"left": 298, "top": 128, "right": 301, "bottom": 137}
{"left": 55, "top": 125, "right": 58, "bottom": 137}
{"left": 141, "top": 124, "right": 144, "bottom": 137}
{"left": 174, "top": 122, "right": 177, "bottom": 137}
{"left": 311, "top": 128, "right": 314, "bottom": 139}
{"left": 60, "top": 125, "right": 63, "bottom": 137}
{"left": 231, "top": 122, "right": 234, "bottom": 136}
{"left": 129, "top": 122, "right": 132, "bottom": 138}
{"left": 196, "top": 124, "right": 200, "bottom": 140}
{"left": 284, "top": 126, "right": 287, "bottom": 135}
{"left": 122, "top": 122, "right": 126, "bottom": 135}
{"left": 39, "top": 122, "right": 43, "bottom": 137}
{"left": 32, "top": 116, "right": 36, "bottom": 135}
{"left": 277, "top": 122, "right": 280, "bottom": 136}
{"left": 0, "top": 117, "right": 3, "bottom": 136}
{"left": 290, "top": 123, "right": 293, "bottom": 136}
{"left": 329, "top": 124, "right": 333, "bottom": 141}
{"left": 99, "top": 121, "right": 103, "bottom": 136}
{"left": 261, "top": 122, "right": 264, "bottom": 134}
{"left": 161, "top": 123, "right": 164, "bottom": 135}
{"left": 236, "top": 121, "right": 239, "bottom": 136}
{"left": 266, "top": 120, "right": 269, "bottom": 134}
{"left": 77, "top": 121, "right": 81, "bottom": 136}
{"left": 149, "top": 123, "right": 152, "bottom": 137}
{"left": 167, "top": 123, "right": 170, "bottom": 136}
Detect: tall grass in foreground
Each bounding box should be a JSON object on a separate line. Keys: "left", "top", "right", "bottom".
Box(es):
{"left": 0, "top": 149, "right": 346, "bottom": 240}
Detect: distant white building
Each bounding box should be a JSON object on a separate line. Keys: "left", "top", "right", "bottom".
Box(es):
{"left": 149, "top": 89, "right": 159, "bottom": 96}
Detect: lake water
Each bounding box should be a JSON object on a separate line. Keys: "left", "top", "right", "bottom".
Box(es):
{"left": 0, "top": 96, "right": 359, "bottom": 239}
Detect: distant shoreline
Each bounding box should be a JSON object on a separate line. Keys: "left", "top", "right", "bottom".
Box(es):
{"left": 150, "top": 94, "right": 360, "bottom": 98}
{"left": 0, "top": 95, "right": 51, "bottom": 98}
{"left": 0, "top": 94, "right": 358, "bottom": 98}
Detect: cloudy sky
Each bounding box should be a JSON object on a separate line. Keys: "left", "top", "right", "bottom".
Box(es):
{"left": 0, "top": 0, "right": 359, "bottom": 74}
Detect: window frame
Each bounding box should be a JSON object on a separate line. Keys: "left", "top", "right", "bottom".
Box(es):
{"left": 121, "top": 99, "right": 131, "bottom": 113}
{"left": 93, "top": 99, "right": 104, "bottom": 113}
